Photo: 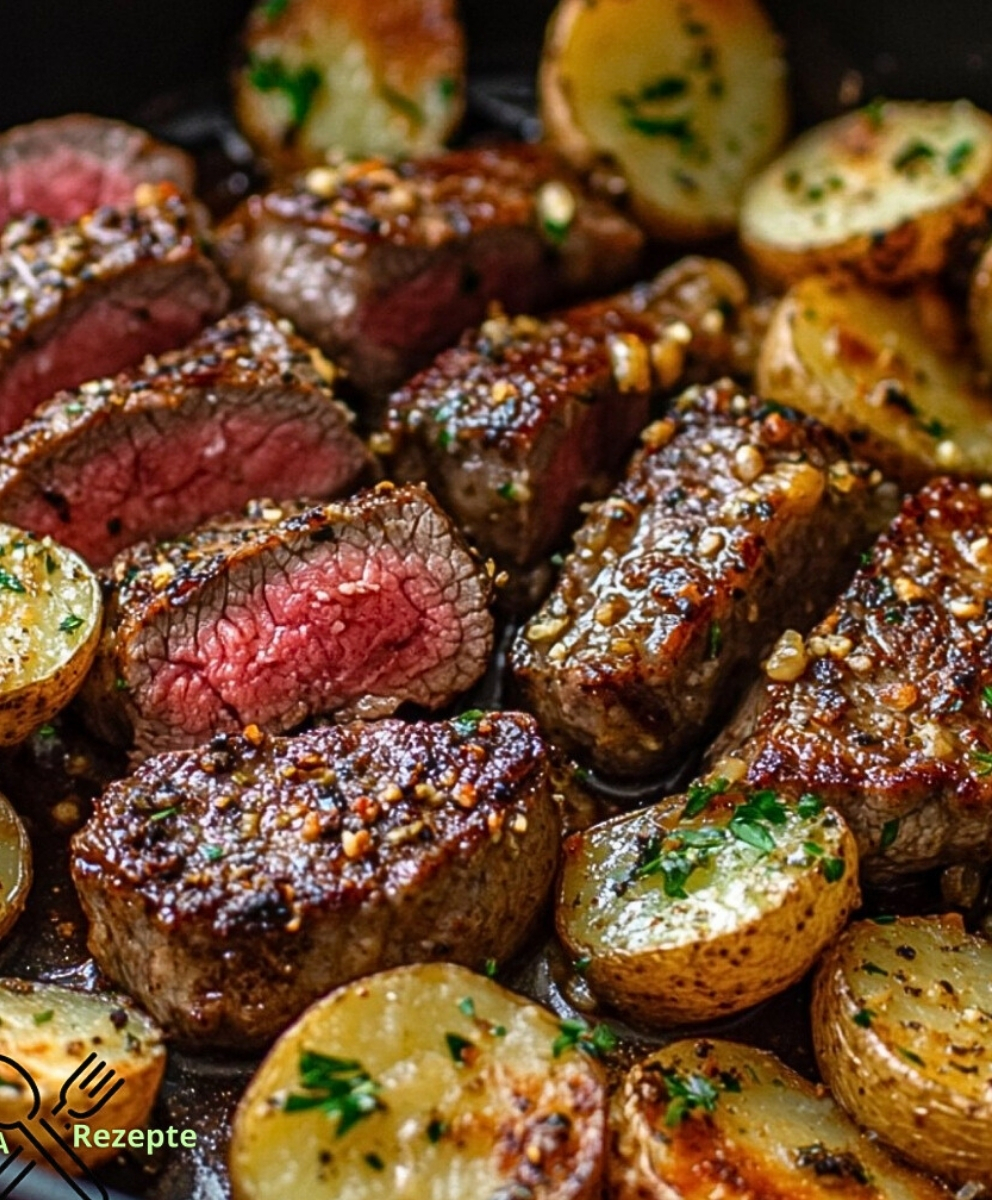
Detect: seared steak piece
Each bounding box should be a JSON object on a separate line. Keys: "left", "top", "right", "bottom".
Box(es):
{"left": 0, "top": 304, "right": 370, "bottom": 566}
{"left": 0, "top": 114, "right": 195, "bottom": 227}
{"left": 72, "top": 712, "right": 558, "bottom": 1047}
{"left": 0, "top": 198, "right": 229, "bottom": 436}
{"left": 511, "top": 381, "right": 893, "bottom": 780}
{"left": 385, "top": 257, "right": 753, "bottom": 604}
{"left": 715, "top": 478, "right": 992, "bottom": 878}
{"left": 85, "top": 484, "right": 494, "bottom": 759}
{"left": 215, "top": 143, "right": 644, "bottom": 399}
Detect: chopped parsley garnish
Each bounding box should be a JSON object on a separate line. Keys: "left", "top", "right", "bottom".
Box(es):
{"left": 917, "top": 416, "right": 950, "bottom": 439}
{"left": 454, "top": 709, "right": 485, "bottom": 733}
{"left": 437, "top": 76, "right": 458, "bottom": 102}
{"left": 283, "top": 1051, "right": 383, "bottom": 1136}
{"left": 681, "top": 776, "right": 729, "bottom": 818}
{"left": 364, "top": 1153, "right": 384, "bottom": 1171}
{"left": 59, "top": 613, "right": 84, "bottom": 633}
{"left": 797, "top": 793, "right": 824, "bottom": 818}
{"left": 259, "top": 0, "right": 288, "bottom": 18}
{"left": 380, "top": 85, "right": 424, "bottom": 128}
{"left": 551, "top": 1018, "right": 617, "bottom": 1060}
{"left": 727, "top": 789, "right": 787, "bottom": 854}
{"left": 972, "top": 749, "right": 992, "bottom": 777}
{"left": 436, "top": 428, "right": 454, "bottom": 449}
{"left": 574, "top": 956, "right": 591, "bottom": 975}
{"left": 872, "top": 914, "right": 897, "bottom": 925}
{"left": 880, "top": 818, "right": 900, "bottom": 850}
{"left": 248, "top": 56, "right": 322, "bottom": 129}
{"left": 0, "top": 567, "right": 25, "bottom": 593}
{"left": 893, "top": 139, "right": 936, "bottom": 172}
{"left": 426, "top": 1118, "right": 447, "bottom": 1143}
{"left": 484, "top": 958, "right": 497, "bottom": 978}
{"left": 862, "top": 961, "right": 888, "bottom": 976}
{"left": 496, "top": 481, "right": 519, "bottom": 502}
{"left": 706, "top": 620, "right": 722, "bottom": 660}
{"left": 36, "top": 724, "right": 56, "bottom": 739}
{"left": 946, "top": 139, "right": 975, "bottom": 176}
{"left": 982, "top": 685, "right": 992, "bottom": 710}
{"left": 33, "top": 1010, "right": 54, "bottom": 1026}
{"left": 853, "top": 1008, "right": 875, "bottom": 1028}
{"left": 114, "top": 676, "right": 130, "bottom": 691}
{"left": 149, "top": 806, "right": 179, "bottom": 822}
{"left": 662, "top": 1068, "right": 737, "bottom": 1127}
{"left": 445, "top": 1032, "right": 475, "bottom": 1064}
{"left": 862, "top": 96, "right": 887, "bottom": 129}
{"left": 457, "top": 997, "right": 476, "bottom": 1018}
{"left": 820, "top": 856, "right": 846, "bottom": 883}
{"left": 204, "top": 845, "right": 224, "bottom": 863}
{"left": 898, "top": 1046, "right": 925, "bottom": 1066}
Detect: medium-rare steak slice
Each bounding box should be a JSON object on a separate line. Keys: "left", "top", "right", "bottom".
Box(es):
{"left": 0, "top": 114, "right": 195, "bottom": 227}
{"left": 0, "top": 303, "right": 371, "bottom": 565}
{"left": 84, "top": 484, "right": 495, "bottom": 759}
{"left": 385, "top": 257, "right": 754, "bottom": 604}
{"left": 714, "top": 478, "right": 992, "bottom": 878}
{"left": 511, "top": 381, "right": 894, "bottom": 780}
{"left": 215, "top": 143, "right": 644, "bottom": 399}
{"left": 71, "top": 712, "right": 558, "bottom": 1047}
{"left": 0, "top": 197, "right": 229, "bottom": 436}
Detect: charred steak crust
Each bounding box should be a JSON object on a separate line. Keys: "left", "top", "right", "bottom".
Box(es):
{"left": 85, "top": 483, "right": 495, "bottom": 758}
{"left": 0, "top": 303, "right": 371, "bottom": 565}
{"left": 215, "top": 143, "right": 644, "bottom": 398}
{"left": 511, "top": 381, "right": 892, "bottom": 780}
{"left": 0, "top": 198, "right": 230, "bottom": 435}
{"left": 385, "top": 257, "right": 754, "bottom": 589}
{"left": 0, "top": 114, "right": 195, "bottom": 227}
{"left": 70, "top": 713, "right": 559, "bottom": 1047}
{"left": 722, "top": 478, "right": 992, "bottom": 877}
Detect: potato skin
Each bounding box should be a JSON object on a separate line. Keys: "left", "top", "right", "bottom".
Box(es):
{"left": 0, "top": 792, "right": 30, "bottom": 941}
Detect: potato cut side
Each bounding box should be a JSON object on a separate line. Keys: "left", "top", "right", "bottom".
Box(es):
{"left": 540, "top": 0, "right": 788, "bottom": 239}
{"left": 742, "top": 99, "right": 992, "bottom": 285}
{"left": 0, "top": 979, "right": 166, "bottom": 1171}
{"left": 236, "top": 0, "right": 465, "bottom": 170}
{"left": 0, "top": 793, "right": 30, "bottom": 941}
{"left": 557, "top": 782, "right": 859, "bottom": 1026}
{"left": 758, "top": 274, "right": 992, "bottom": 486}
{"left": 610, "top": 1038, "right": 951, "bottom": 1200}
{"left": 813, "top": 915, "right": 992, "bottom": 1187}
{"left": 0, "top": 525, "right": 102, "bottom": 745}
{"left": 230, "top": 962, "right": 607, "bottom": 1200}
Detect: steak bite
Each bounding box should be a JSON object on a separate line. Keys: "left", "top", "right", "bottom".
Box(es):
{"left": 84, "top": 484, "right": 495, "bottom": 759}
{"left": 717, "top": 478, "right": 992, "bottom": 878}
{"left": 0, "top": 114, "right": 196, "bottom": 228}
{"left": 0, "top": 304, "right": 371, "bottom": 566}
{"left": 511, "top": 381, "right": 893, "bottom": 780}
{"left": 385, "top": 257, "right": 754, "bottom": 602}
{"left": 215, "top": 143, "right": 644, "bottom": 399}
{"left": 71, "top": 712, "right": 559, "bottom": 1047}
{"left": 0, "top": 198, "right": 229, "bottom": 436}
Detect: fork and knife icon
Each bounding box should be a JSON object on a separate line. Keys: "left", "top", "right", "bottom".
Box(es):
{"left": 0, "top": 1052, "right": 124, "bottom": 1199}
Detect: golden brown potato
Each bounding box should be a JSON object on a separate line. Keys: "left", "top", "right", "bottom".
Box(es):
{"left": 741, "top": 99, "right": 992, "bottom": 286}
{"left": 230, "top": 962, "right": 608, "bottom": 1200}
{"left": 557, "top": 782, "right": 859, "bottom": 1026}
{"left": 0, "top": 525, "right": 102, "bottom": 745}
{"left": 610, "top": 1038, "right": 952, "bottom": 1199}
{"left": 758, "top": 273, "right": 992, "bottom": 486}
{"left": 235, "top": 0, "right": 465, "bottom": 171}
{"left": 813, "top": 915, "right": 992, "bottom": 1188}
{"left": 0, "top": 980, "right": 166, "bottom": 1172}
{"left": 968, "top": 235, "right": 992, "bottom": 371}
{"left": 540, "top": 0, "right": 789, "bottom": 239}
{"left": 0, "top": 792, "right": 30, "bottom": 941}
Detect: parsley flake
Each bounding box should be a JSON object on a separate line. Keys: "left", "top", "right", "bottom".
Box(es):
{"left": 248, "top": 56, "right": 322, "bottom": 129}
{"left": 283, "top": 1051, "right": 383, "bottom": 1136}
{"left": 0, "top": 568, "right": 25, "bottom": 593}
{"left": 552, "top": 1018, "right": 617, "bottom": 1060}
{"left": 445, "top": 1032, "right": 475, "bottom": 1064}
{"left": 880, "top": 818, "right": 900, "bottom": 850}
{"left": 59, "top": 613, "right": 84, "bottom": 633}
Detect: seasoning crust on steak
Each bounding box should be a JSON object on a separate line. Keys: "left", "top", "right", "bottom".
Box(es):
{"left": 718, "top": 477, "right": 992, "bottom": 878}
{"left": 216, "top": 143, "right": 644, "bottom": 398}
{"left": 0, "top": 197, "right": 230, "bottom": 436}
{"left": 0, "top": 303, "right": 371, "bottom": 565}
{"left": 512, "top": 381, "right": 893, "bottom": 780}
{"left": 71, "top": 712, "right": 559, "bottom": 1047}
{"left": 85, "top": 484, "right": 495, "bottom": 759}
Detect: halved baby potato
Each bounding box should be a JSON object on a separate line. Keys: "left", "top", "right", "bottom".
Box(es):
{"left": 235, "top": 0, "right": 466, "bottom": 171}
{"left": 0, "top": 979, "right": 166, "bottom": 1171}
{"left": 0, "top": 793, "right": 30, "bottom": 941}
{"left": 758, "top": 274, "right": 992, "bottom": 486}
{"left": 741, "top": 99, "right": 992, "bottom": 286}
{"left": 0, "top": 526, "right": 102, "bottom": 745}
{"left": 230, "top": 962, "right": 608, "bottom": 1200}
{"left": 610, "top": 1038, "right": 951, "bottom": 1199}
{"left": 557, "top": 782, "right": 860, "bottom": 1026}
{"left": 813, "top": 915, "right": 992, "bottom": 1188}
{"left": 540, "top": 0, "right": 789, "bottom": 239}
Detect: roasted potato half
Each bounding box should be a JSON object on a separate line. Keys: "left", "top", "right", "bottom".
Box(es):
{"left": 0, "top": 526, "right": 102, "bottom": 745}
{"left": 741, "top": 99, "right": 992, "bottom": 286}
{"left": 0, "top": 792, "right": 30, "bottom": 941}
{"left": 235, "top": 0, "right": 466, "bottom": 171}
{"left": 230, "top": 962, "right": 608, "bottom": 1200}
{"left": 540, "top": 0, "right": 789, "bottom": 239}
{"left": 813, "top": 915, "right": 992, "bottom": 1188}
{"left": 0, "top": 979, "right": 166, "bottom": 1172}
{"left": 758, "top": 274, "right": 992, "bottom": 486}
{"left": 557, "top": 782, "right": 859, "bottom": 1026}
{"left": 610, "top": 1038, "right": 951, "bottom": 1199}
{"left": 968, "top": 236, "right": 992, "bottom": 372}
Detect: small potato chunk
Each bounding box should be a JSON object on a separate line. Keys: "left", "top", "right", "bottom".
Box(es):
{"left": 758, "top": 274, "right": 992, "bottom": 486}
{"left": 742, "top": 99, "right": 992, "bottom": 286}
{"left": 0, "top": 525, "right": 102, "bottom": 745}
{"left": 610, "top": 1038, "right": 951, "bottom": 1199}
{"left": 0, "top": 979, "right": 166, "bottom": 1172}
{"left": 813, "top": 915, "right": 992, "bottom": 1188}
{"left": 557, "top": 782, "right": 859, "bottom": 1026}
{"left": 540, "top": 0, "right": 788, "bottom": 239}
{"left": 0, "top": 792, "right": 30, "bottom": 941}
{"left": 235, "top": 0, "right": 465, "bottom": 171}
{"left": 230, "top": 963, "right": 608, "bottom": 1200}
